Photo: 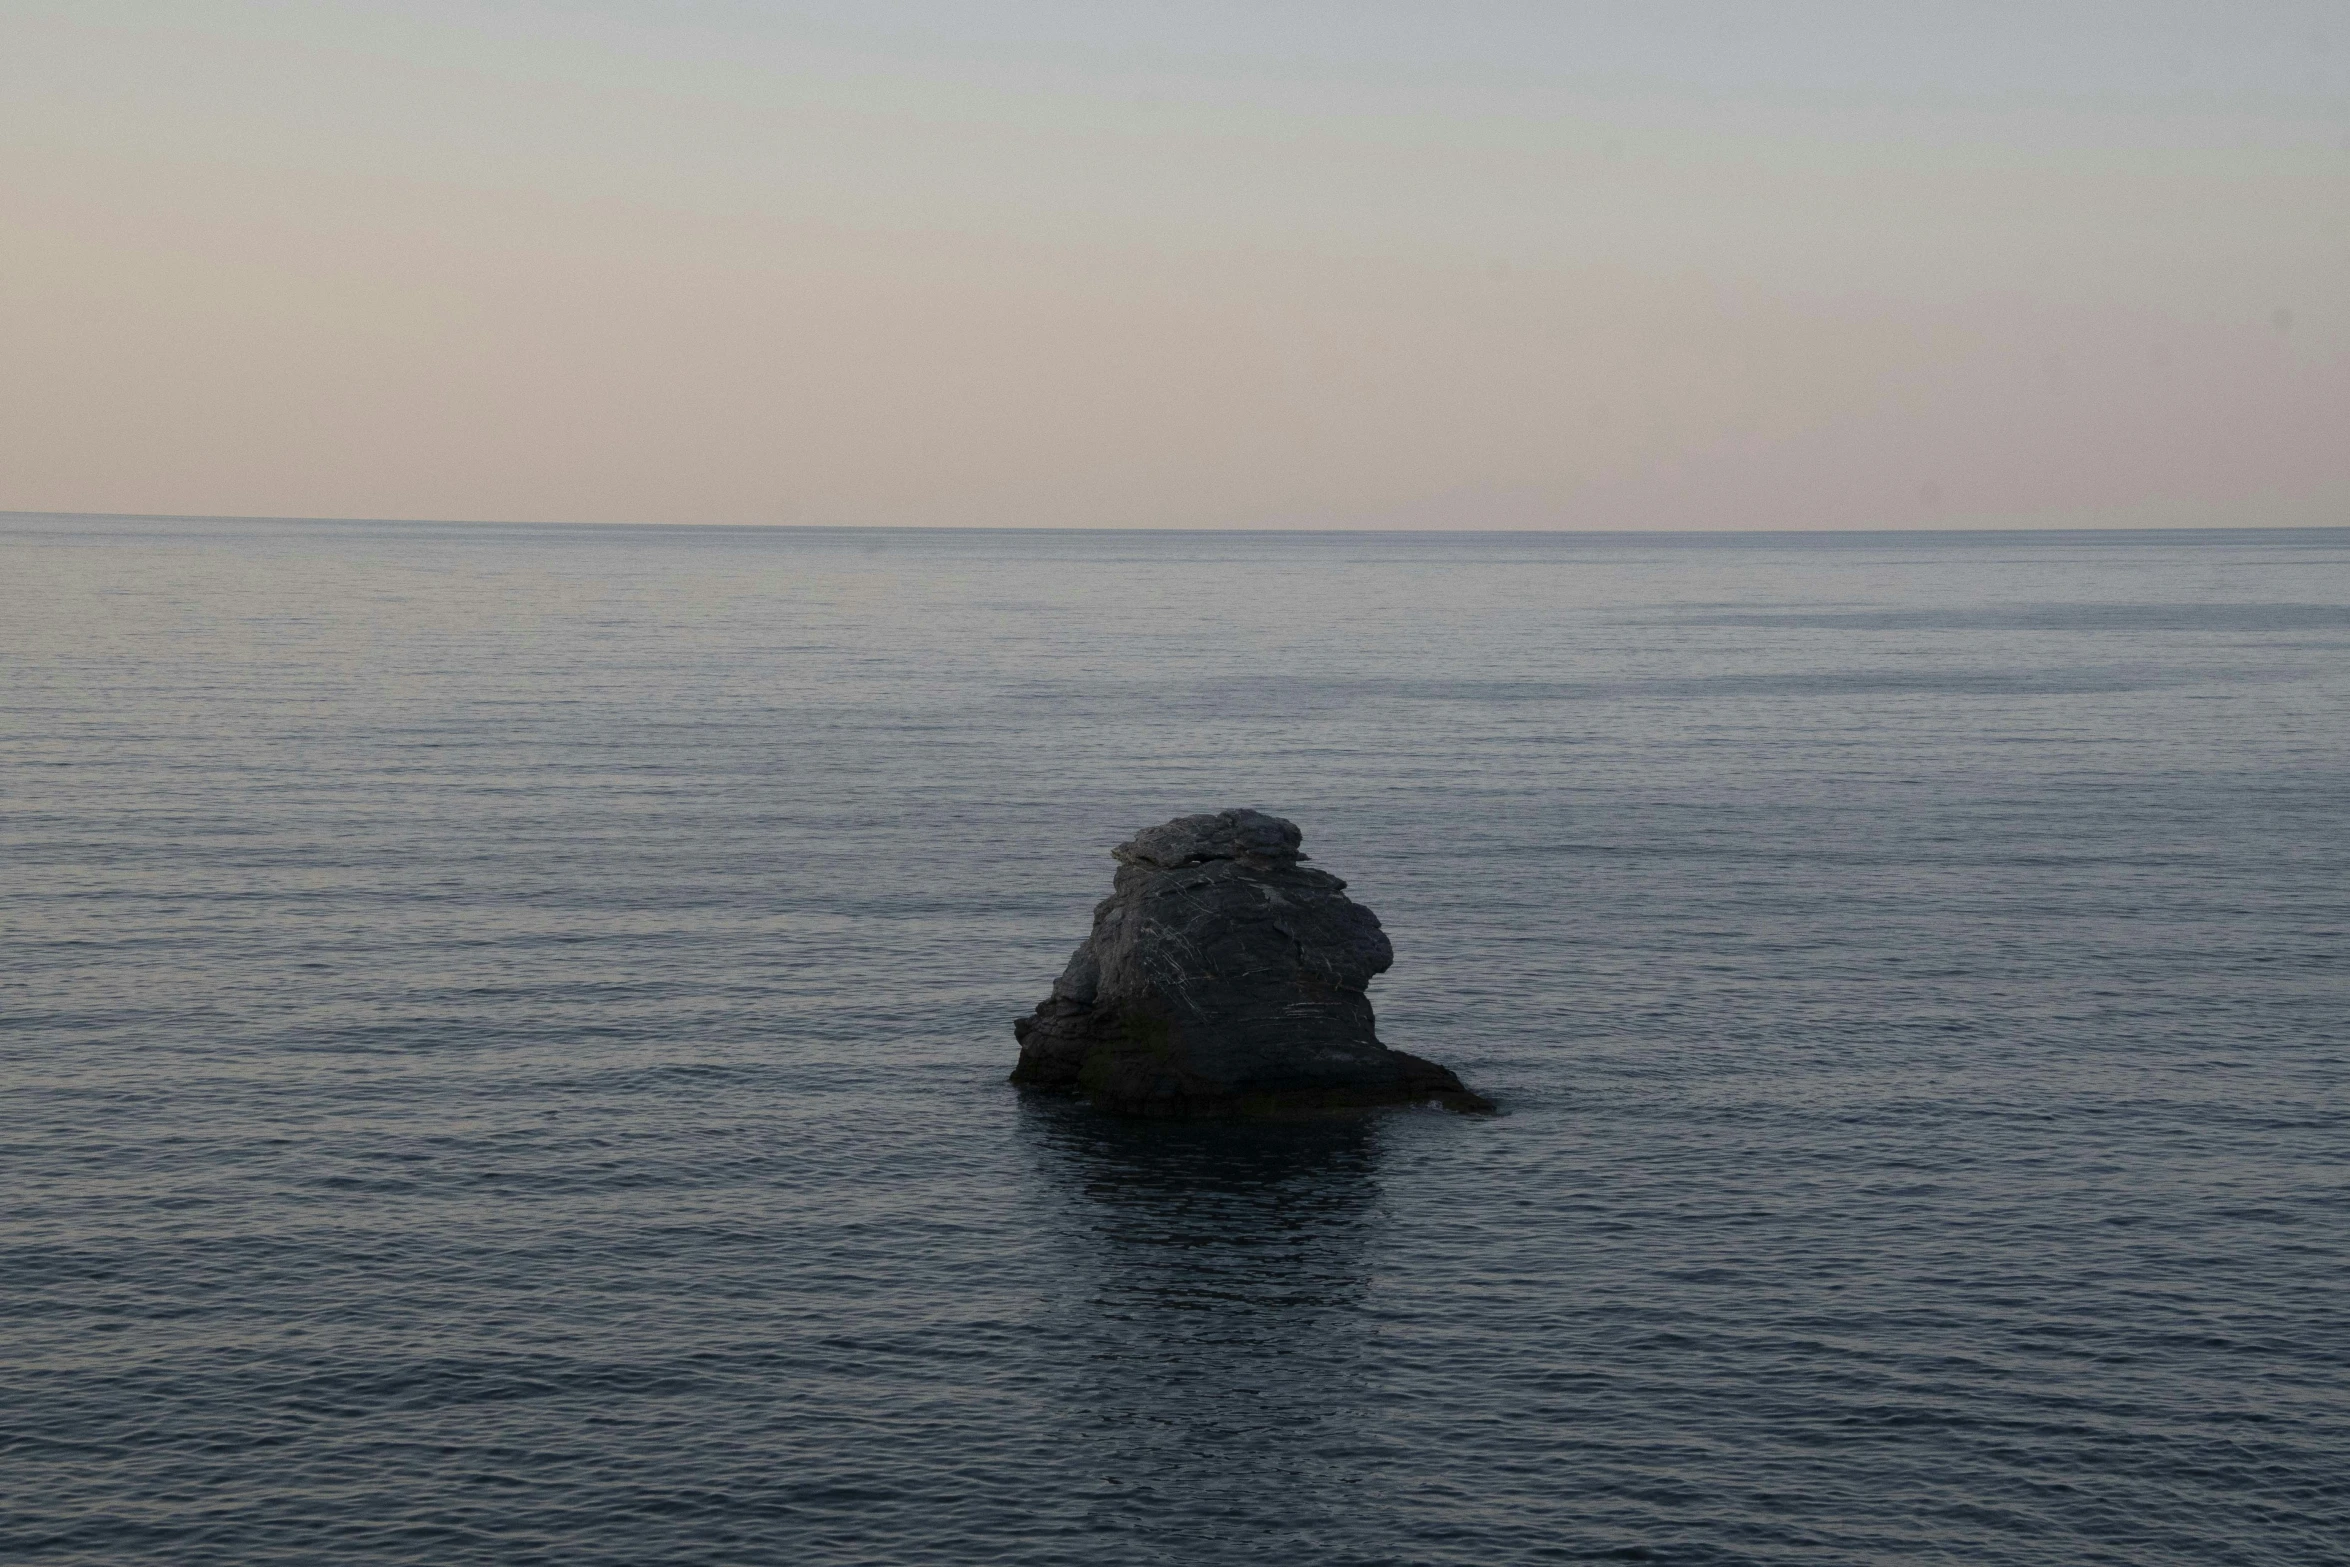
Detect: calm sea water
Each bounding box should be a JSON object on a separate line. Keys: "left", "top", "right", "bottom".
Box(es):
{"left": 4, "top": 516, "right": 2346, "bottom": 1566}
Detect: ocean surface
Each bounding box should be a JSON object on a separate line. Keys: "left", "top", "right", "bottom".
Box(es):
{"left": 4, "top": 516, "right": 2346, "bottom": 1566}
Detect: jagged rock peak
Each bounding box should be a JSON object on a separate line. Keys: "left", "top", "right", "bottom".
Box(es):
{"left": 1112, "top": 807, "right": 1304, "bottom": 869}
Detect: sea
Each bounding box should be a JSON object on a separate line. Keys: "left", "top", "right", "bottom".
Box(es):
{"left": 3, "top": 516, "right": 2345, "bottom": 1566}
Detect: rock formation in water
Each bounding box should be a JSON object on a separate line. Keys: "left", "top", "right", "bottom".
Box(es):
{"left": 1011, "top": 809, "right": 1493, "bottom": 1117}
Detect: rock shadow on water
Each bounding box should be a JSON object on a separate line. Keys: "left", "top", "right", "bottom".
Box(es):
{"left": 1020, "top": 1097, "right": 1384, "bottom": 1283}
{"left": 1014, "top": 1099, "right": 1406, "bottom": 1549}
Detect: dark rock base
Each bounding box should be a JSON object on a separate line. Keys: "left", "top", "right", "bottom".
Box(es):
{"left": 1012, "top": 1001, "right": 1496, "bottom": 1118}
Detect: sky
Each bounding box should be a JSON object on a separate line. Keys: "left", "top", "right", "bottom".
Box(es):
{"left": 3, "top": 2, "right": 2344, "bottom": 530}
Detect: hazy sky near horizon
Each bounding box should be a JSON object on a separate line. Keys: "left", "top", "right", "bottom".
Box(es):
{"left": 5, "top": 3, "right": 2345, "bottom": 529}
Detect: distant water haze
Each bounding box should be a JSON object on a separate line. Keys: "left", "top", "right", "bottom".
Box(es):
{"left": 3, "top": 2, "right": 2345, "bottom": 528}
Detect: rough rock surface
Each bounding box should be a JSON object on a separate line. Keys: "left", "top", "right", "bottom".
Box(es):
{"left": 1011, "top": 809, "right": 1493, "bottom": 1117}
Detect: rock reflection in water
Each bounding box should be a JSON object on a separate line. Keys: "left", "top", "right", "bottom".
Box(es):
{"left": 1017, "top": 1103, "right": 1393, "bottom": 1555}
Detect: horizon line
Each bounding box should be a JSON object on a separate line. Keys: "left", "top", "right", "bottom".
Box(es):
{"left": 6, "top": 509, "right": 2346, "bottom": 540}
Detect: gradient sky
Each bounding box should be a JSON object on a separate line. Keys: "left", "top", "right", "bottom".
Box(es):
{"left": 4, "top": 2, "right": 2344, "bottom": 529}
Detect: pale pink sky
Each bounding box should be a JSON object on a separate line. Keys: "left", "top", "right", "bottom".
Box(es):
{"left": 4, "top": 3, "right": 2344, "bottom": 529}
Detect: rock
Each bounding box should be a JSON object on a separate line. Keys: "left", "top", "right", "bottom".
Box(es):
{"left": 1011, "top": 809, "right": 1494, "bottom": 1117}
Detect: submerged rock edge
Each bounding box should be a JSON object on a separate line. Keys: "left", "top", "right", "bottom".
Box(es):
{"left": 1010, "top": 809, "right": 1496, "bottom": 1118}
